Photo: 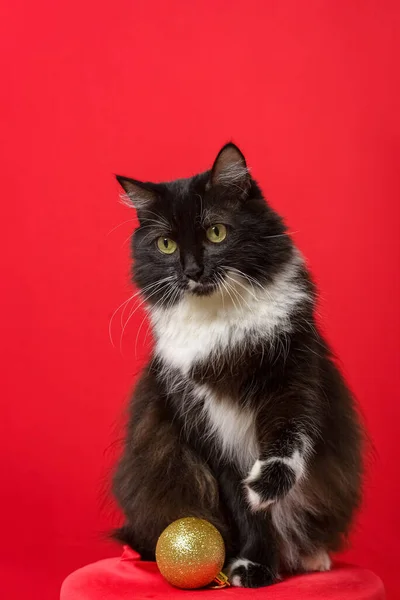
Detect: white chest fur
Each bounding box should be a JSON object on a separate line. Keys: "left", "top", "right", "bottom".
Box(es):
{"left": 150, "top": 258, "right": 307, "bottom": 375}
{"left": 194, "top": 384, "right": 259, "bottom": 472}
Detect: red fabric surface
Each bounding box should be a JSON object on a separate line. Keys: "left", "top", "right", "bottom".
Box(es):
{"left": 61, "top": 548, "right": 385, "bottom": 600}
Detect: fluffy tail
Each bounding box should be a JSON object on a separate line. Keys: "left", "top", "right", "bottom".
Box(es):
{"left": 111, "top": 525, "right": 156, "bottom": 561}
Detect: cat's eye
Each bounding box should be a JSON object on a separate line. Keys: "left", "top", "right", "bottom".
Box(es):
{"left": 206, "top": 224, "right": 227, "bottom": 243}
{"left": 157, "top": 237, "right": 177, "bottom": 255}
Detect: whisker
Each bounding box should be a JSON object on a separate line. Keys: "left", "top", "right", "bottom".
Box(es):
{"left": 261, "top": 232, "right": 298, "bottom": 240}
{"left": 122, "top": 232, "right": 135, "bottom": 247}
{"left": 222, "top": 266, "right": 264, "bottom": 290}
{"left": 109, "top": 293, "right": 136, "bottom": 347}
{"left": 120, "top": 294, "right": 155, "bottom": 353}
{"left": 215, "top": 274, "right": 225, "bottom": 310}
{"left": 224, "top": 277, "right": 244, "bottom": 310}
{"left": 133, "top": 281, "right": 179, "bottom": 355}
{"left": 113, "top": 276, "right": 174, "bottom": 351}
{"left": 141, "top": 210, "right": 170, "bottom": 228}
{"left": 139, "top": 219, "right": 169, "bottom": 230}
{"left": 225, "top": 277, "right": 252, "bottom": 311}
{"left": 120, "top": 279, "right": 168, "bottom": 328}
{"left": 219, "top": 277, "right": 239, "bottom": 312}
{"left": 107, "top": 218, "right": 137, "bottom": 236}
{"left": 225, "top": 273, "right": 258, "bottom": 300}
{"left": 134, "top": 313, "right": 149, "bottom": 357}
{"left": 138, "top": 230, "right": 159, "bottom": 246}
{"left": 131, "top": 285, "right": 171, "bottom": 355}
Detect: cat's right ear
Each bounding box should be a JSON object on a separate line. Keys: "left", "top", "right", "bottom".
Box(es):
{"left": 209, "top": 143, "right": 251, "bottom": 199}
{"left": 115, "top": 175, "right": 157, "bottom": 210}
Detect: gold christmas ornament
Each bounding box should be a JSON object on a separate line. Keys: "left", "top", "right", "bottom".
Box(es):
{"left": 155, "top": 517, "right": 228, "bottom": 589}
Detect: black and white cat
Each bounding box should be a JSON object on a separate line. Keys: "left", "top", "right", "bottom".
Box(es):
{"left": 113, "top": 144, "right": 363, "bottom": 588}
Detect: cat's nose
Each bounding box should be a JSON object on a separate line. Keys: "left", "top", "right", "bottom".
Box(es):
{"left": 184, "top": 260, "right": 204, "bottom": 282}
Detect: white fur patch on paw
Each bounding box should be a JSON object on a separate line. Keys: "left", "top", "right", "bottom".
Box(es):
{"left": 245, "top": 483, "right": 274, "bottom": 511}
{"left": 280, "top": 450, "right": 306, "bottom": 481}
{"left": 300, "top": 550, "right": 331, "bottom": 572}
{"left": 245, "top": 443, "right": 310, "bottom": 491}
{"left": 228, "top": 558, "right": 255, "bottom": 587}
{"left": 244, "top": 460, "right": 273, "bottom": 511}
{"left": 245, "top": 459, "right": 264, "bottom": 483}
{"left": 244, "top": 459, "right": 275, "bottom": 511}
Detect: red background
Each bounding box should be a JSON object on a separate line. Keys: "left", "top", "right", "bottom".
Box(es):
{"left": 1, "top": 1, "right": 399, "bottom": 598}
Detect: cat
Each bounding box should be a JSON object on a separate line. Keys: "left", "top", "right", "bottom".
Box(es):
{"left": 112, "top": 143, "right": 363, "bottom": 588}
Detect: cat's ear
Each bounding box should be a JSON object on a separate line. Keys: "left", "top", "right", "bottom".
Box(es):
{"left": 210, "top": 143, "right": 250, "bottom": 197}
{"left": 115, "top": 175, "right": 157, "bottom": 210}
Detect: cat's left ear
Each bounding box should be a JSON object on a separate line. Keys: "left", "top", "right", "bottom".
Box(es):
{"left": 115, "top": 175, "right": 158, "bottom": 210}
{"left": 210, "top": 143, "right": 251, "bottom": 198}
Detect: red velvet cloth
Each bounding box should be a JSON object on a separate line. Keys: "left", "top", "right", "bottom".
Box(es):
{"left": 61, "top": 547, "right": 385, "bottom": 599}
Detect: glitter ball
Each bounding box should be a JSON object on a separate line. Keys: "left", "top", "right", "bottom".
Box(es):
{"left": 155, "top": 517, "right": 225, "bottom": 589}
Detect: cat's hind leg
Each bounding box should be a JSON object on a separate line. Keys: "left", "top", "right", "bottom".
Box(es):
{"left": 299, "top": 550, "right": 332, "bottom": 572}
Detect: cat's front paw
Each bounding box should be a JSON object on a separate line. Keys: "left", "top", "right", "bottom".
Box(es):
{"left": 228, "top": 558, "right": 279, "bottom": 588}
{"left": 244, "top": 458, "right": 297, "bottom": 511}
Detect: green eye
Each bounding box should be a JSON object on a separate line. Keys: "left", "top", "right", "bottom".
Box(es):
{"left": 157, "top": 237, "right": 177, "bottom": 254}
{"left": 206, "top": 224, "right": 227, "bottom": 243}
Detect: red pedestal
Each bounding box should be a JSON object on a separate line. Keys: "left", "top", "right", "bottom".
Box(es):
{"left": 61, "top": 547, "right": 385, "bottom": 600}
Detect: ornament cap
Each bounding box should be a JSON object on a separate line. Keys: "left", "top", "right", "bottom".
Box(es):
{"left": 209, "top": 571, "right": 231, "bottom": 589}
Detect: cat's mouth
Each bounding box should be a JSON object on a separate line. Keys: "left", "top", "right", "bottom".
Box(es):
{"left": 187, "top": 279, "right": 218, "bottom": 297}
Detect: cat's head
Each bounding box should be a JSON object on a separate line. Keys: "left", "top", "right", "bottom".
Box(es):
{"left": 116, "top": 143, "right": 293, "bottom": 307}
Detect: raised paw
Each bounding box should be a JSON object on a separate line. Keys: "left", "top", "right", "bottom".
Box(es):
{"left": 244, "top": 458, "right": 298, "bottom": 511}
{"left": 228, "top": 558, "right": 279, "bottom": 588}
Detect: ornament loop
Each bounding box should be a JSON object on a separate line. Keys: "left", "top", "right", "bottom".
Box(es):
{"left": 209, "top": 571, "right": 231, "bottom": 589}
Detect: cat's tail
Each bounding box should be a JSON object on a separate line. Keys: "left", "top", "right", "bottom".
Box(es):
{"left": 111, "top": 524, "right": 156, "bottom": 561}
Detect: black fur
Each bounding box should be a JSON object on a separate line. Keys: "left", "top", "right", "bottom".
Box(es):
{"left": 112, "top": 144, "right": 363, "bottom": 588}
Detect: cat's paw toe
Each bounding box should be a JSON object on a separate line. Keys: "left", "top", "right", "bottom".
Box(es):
{"left": 228, "top": 558, "right": 278, "bottom": 588}
{"left": 244, "top": 483, "right": 274, "bottom": 511}
{"left": 244, "top": 458, "right": 296, "bottom": 511}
